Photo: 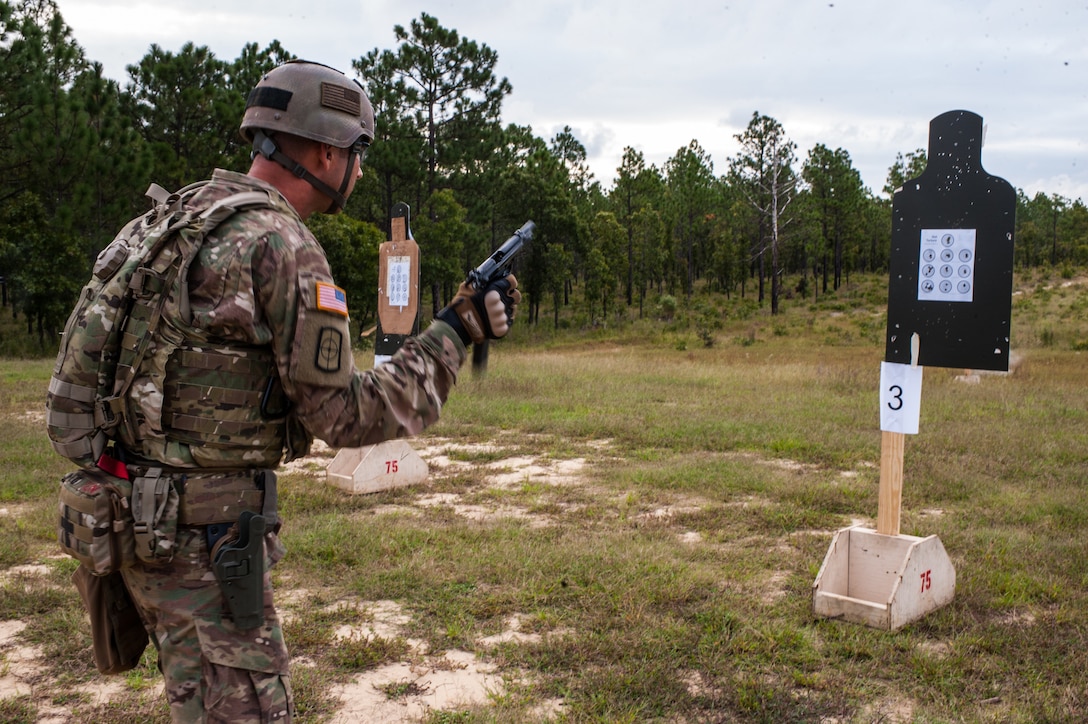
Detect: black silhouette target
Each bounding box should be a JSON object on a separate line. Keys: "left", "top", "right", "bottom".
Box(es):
{"left": 885, "top": 110, "right": 1016, "bottom": 371}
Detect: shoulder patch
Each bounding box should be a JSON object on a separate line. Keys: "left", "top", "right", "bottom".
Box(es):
{"left": 292, "top": 272, "right": 354, "bottom": 388}
{"left": 316, "top": 281, "right": 349, "bottom": 316}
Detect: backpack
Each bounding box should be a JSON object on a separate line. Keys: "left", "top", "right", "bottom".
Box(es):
{"left": 46, "top": 181, "right": 278, "bottom": 468}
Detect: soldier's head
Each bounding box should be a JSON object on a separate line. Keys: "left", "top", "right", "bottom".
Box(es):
{"left": 241, "top": 60, "right": 375, "bottom": 214}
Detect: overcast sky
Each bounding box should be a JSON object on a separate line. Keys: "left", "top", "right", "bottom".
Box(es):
{"left": 59, "top": 0, "right": 1086, "bottom": 201}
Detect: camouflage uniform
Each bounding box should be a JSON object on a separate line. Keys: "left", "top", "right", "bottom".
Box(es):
{"left": 121, "top": 168, "right": 466, "bottom": 722}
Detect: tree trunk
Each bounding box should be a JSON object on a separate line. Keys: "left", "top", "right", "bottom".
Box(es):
{"left": 834, "top": 232, "right": 843, "bottom": 290}
{"left": 770, "top": 182, "right": 781, "bottom": 315}
{"left": 758, "top": 253, "right": 765, "bottom": 304}
{"left": 626, "top": 230, "right": 634, "bottom": 306}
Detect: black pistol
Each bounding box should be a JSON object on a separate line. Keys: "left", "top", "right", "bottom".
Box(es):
{"left": 469, "top": 221, "right": 535, "bottom": 376}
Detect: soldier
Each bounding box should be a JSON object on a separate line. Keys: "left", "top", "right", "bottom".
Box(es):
{"left": 116, "top": 60, "right": 521, "bottom": 722}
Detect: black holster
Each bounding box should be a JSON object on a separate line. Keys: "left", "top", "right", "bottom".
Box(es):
{"left": 211, "top": 511, "right": 266, "bottom": 630}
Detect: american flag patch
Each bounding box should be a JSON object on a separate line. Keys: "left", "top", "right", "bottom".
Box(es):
{"left": 316, "top": 281, "right": 349, "bottom": 316}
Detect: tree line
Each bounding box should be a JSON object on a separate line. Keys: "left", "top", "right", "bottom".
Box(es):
{"left": 1, "top": 0, "right": 1086, "bottom": 350}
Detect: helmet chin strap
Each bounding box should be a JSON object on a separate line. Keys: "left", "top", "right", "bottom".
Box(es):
{"left": 252, "top": 131, "right": 351, "bottom": 213}
{"left": 328, "top": 147, "right": 358, "bottom": 214}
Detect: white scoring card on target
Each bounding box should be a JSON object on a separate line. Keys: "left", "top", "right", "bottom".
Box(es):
{"left": 917, "top": 228, "right": 976, "bottom": 303}
{"left": 386, "top": 256, "right": 412, "bottom": 308}
{"left": 880, "top": 362, "right": 924, "bottom": 435}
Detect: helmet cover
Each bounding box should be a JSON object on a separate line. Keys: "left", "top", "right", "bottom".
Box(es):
{"left": 240, "top": 60, "right": 374, "bottom": 148}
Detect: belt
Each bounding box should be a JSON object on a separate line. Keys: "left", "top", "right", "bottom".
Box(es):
{"left": 176, "top": 472, "right": 266, "bottom": 526}
{"left": 125, "top": 466, "right": 278, "bottom": 526}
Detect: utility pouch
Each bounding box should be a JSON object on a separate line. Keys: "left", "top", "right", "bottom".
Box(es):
{"left": 131, "top": 468, "right": 179, "bottom": 565}
{"left": 72, "top": 566, "right": 148, "bottom": 674}
{"left": 212, "top": 511, "right": 266, "bottom": 630}
{"left": 58, "top": 466, "right": 136, "bottom": 575}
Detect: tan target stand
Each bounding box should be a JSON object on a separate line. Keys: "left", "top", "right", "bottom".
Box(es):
{"left": 812, "top": 338, "right": 957, "bottom": 630}
{"left": 327, "top": 203, "right": 429, "bottom": 494}
{"left": 813, "top": 110, "right": 1016, "bottom": 630}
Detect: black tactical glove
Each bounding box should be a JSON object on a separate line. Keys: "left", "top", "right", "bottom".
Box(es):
{"left": 436, "top": 274, "right": 521, "bottom": 346}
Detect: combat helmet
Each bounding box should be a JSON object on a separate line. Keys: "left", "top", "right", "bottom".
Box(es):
{"left": 241, "top": 60, "right": 374, "bottom": 213}
{"left": 241, "top": 59, "right": 373, "bottom": 148}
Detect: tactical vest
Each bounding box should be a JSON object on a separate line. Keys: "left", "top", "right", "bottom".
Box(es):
{"left": 47, "top": 182, "right": 297, "bottom": 472}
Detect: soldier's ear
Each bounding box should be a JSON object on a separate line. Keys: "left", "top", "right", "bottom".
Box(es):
{"left": 321, "top": 143, "right": 336, "bottom": 167}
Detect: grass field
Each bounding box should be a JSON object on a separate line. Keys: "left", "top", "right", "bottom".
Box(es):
{"left": 0, "top": 271, "right": 1085, "bottom": 723}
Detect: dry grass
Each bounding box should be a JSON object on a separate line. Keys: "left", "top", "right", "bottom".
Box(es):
{"left": 0, "top": 272, "right": 1086, "bottom": 722}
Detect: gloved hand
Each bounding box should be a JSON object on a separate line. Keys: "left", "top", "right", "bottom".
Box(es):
{"left": 436, "top": 274, "right": 521, "bottom": 346}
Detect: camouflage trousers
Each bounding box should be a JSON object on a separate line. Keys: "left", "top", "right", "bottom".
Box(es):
{"left": 122, "top": 526, "right": 294, "bottom": 723}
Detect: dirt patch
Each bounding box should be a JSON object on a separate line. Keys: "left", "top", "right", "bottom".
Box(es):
{"left": 636, "top": 504, "right": 704, "bottom": 521}
{"left": 760, "top": 570, "right": 792, "bottom": 605}
{"left": 413, "top": 440, "right": 591, "bottom": 490}
{"left": 0, "top": 564, "right": 51, "bottom": 583}
{"left": 280, "top": 595, "right": 551, "bottom": 722}
{"left": 0, "top": 619, "right": 38, "bottom": 698}
{"left": 864, "top": 697, "right": 916, "bottom": 723}
{"left": 917, "top": 640, "right": 952, "bottom": 658}
{"left": 0, "top": 566, "right": 157, "bottom": 721}
{"left": 332, "top": 440, "right": 594, "bottom": 530}
{"left": 19, "top": 410, "right": 45, "bottom": 426}
{"left": 415, "top": 493, "right": 550, "bottom": 528}
{"left": 0, "top": 502, "right": 37, "bottom": 520}
{"left": 328, "top": 649, "right": 504, "bottom": 723}
{"left": 997, "top": 609, "right": 1037, "bottom": 627}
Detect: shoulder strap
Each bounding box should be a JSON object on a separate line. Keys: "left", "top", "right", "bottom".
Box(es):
{"left": 177, "top": 190, "right": 278, "bottom": 323}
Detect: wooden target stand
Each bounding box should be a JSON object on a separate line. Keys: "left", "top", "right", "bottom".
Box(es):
{"left": 812, "top": 338, "right": 956, "bottom": 630}
{"left": 327, "top": 203, "right": 429, "bottom": 494}
{"left": 814, "top": 110, "right": 1015, "bottom": 630}
{"left": 811, "top": 451, "right": 957, "bottom": 631}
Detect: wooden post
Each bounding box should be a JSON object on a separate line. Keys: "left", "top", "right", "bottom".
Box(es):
{"left": 878, "top": 332, "right": 917, "bottom": 536}
{"left": 877, "top": 430, "right": 905, "bottom": 535}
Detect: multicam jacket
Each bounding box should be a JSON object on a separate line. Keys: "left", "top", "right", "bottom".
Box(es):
{"left": 122, "top": 168, "right": 466, "bottom": 470}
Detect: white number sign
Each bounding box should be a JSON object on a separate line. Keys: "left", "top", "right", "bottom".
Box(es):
{"left": 880, "top": 361, "right": 923, "bottom": 435}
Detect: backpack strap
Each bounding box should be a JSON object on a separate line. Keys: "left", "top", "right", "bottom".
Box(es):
{"left": 178, "top": 191, "right": 276, "bottom": 323}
